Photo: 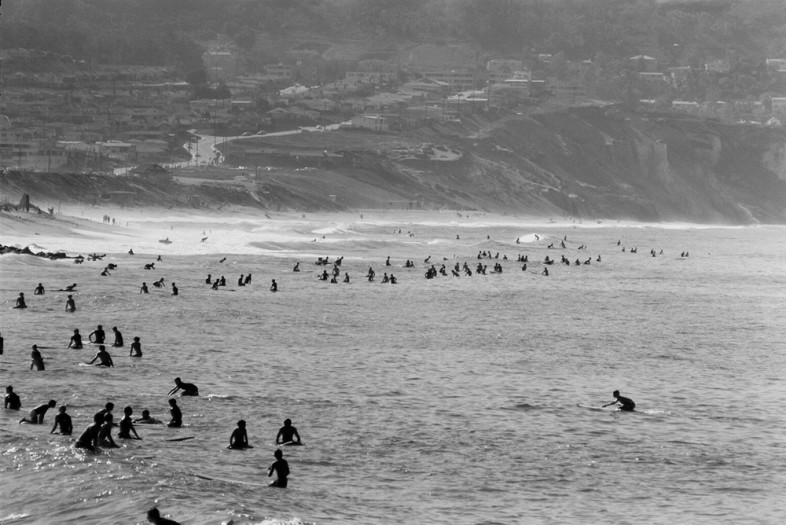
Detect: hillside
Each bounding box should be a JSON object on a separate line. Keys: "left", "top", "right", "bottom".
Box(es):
{"left": 2, "top": 107, "right": 785, "bottom": 224}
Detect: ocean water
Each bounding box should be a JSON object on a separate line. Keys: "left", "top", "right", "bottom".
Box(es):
{"left": 1, "top": 211, "right": 785, "bottom": 525}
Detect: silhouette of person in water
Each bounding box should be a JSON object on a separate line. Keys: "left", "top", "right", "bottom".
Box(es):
{"left": 118, "top": 406, "right": 141, "bottom": 440}
{"left": 167, "top": 399, "right": 182, "bottom": 427}
{"left": 19, "top": 400, "right": 56, "bottom": 424}
{"left": 34, "top": 283, "right": 45, "bottom": 295}
{"left": 51, "top": 406, "right": 73, "bottom": 435}
{"left": 276, "top": 419, "right": 301, "bottom": 445}
{"left": 228, "top": 420, "right": 251, "bottom": 449}
{"left": 5, "top": 386, "right": 21, "bottom": 410}
{"left": 112, "top": 327, "right": 123, "bottom": 347}
{"left": 89, "top": 325, "right": 105, "bottom": 344}
{"left": 168, "top": 377, "right": 198, "bottom": 396}
{"left": 74, "top": 413, "right": 102, "bottom": 451}
{"left": 30, "top": 345, "right": 45, "bottom": 370}
{"left": 146, "top": 507, "right": 181, "bottom": 525}
{"left": 14, "top": 293, "right": 27, "bottom": 309}
{"left": 604, "top": 390, "right": 636, "bottom": 411}
{"left": 88, "top": 345, "right": 114, "bottom": 367}
{"left": 134, "top": 409, "right": 162, "bottom": 424}
{"left": 268, "top": 449, "right": 290, "bottom": 488}
{"left": 129, "top": 336, "right": 142, "bottom": 357}
{"left": 68, "top": 329, "right": 83, "bottom": 349}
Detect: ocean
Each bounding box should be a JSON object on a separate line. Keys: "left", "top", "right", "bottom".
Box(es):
{"left": 1, "top": 209, "right": 785, "bottom": 524}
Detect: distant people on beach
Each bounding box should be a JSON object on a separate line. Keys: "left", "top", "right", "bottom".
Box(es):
{"left": 268, "top": 449, "right": 289, "bottom": 488}
{"left": 34, "top": 283, "right": 45, "bottom": 295}
{"left": 14, "top": 293, "right": 27, "bottom": 309}
{"left": 30, "top": 345, "right": 45, "bottom": 370}
{"left": 5, "top": 386, "right": 21, "bottom": 410}
{"left": 168, "top": 377, "right": 198, "bottom": 396}
{"left": 50, "top": 406, "right": 73, "bottom": 435}
{"left": 228, "top": 420, "right": 251, "bottom": 449}
{"left": 19, "top": 400, "right": 56, "bottom": 424}
{"left": 604, "top": 390, "right": 636, "bottom": 411}
{"left": 112, "top": 327, "right": 123, "bottom": 347}
{"left": 88, "top": 345, "right": 114, "bottom": 367}
{"left": 276, "top": 419, "right": 301, "bottom": 445}
{"left": 65, "top": 295, "right": 76, "bottom": 312}
{"left": 69, "top": 329, "right": 83, "bottom": 349}
{"left": 130, "top": 337, "right": 142, "bottom": 357}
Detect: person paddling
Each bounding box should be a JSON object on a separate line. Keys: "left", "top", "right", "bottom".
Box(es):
{"left": 603, "top": 390, "right": 636, "bottom": 411}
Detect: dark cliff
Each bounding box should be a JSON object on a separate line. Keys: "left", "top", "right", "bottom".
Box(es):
{"left": 2, "top": 107, "right": 786, "bottom": 224}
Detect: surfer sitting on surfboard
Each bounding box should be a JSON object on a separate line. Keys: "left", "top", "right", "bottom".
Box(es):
{"left": 228, "top": 420, "right": 251, "bottom": 449}
{"left": 603, "top": 390, "right": 636, "bottom": 411}
{"left": 276, "top": 419, "right": 301, "bottom": 445}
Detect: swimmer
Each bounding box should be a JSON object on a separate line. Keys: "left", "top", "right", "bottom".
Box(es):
{"left": 603, "top": 390, "right": 636, "bottom": 412}
{"left": 276, "top": 419, "right": 301, "bottom": 445}
{"left": 89, "top": 325, "right": 106, "bottom": 344}
{"left": 30, "top": 345, "right": 45, "bottom": 371}
{"left": 112, "top": 327, "right": 123, "bottom": 347}
{"left": 88, "top": 345, "right": 114, "bottom": 367}
{"left": 19, "top": 400, "right": 56, "bottom": 424}
{"left": 228, "top": 420, "right": 251, "bottom": 449}
{"left": 98, "top": 413, "right": 118, "bottom": 447}
{"left": 168, "top": 377, "right": 198, "bottom": 396}
{"left": 14, "top": 293, "right": 27, "bottom": 309}
{"left": 34, "top": 283, "right": 45, "bottom": 295}
{"left": 268, "top": 449, "right": 290, "bottom": 488}
{"left": 118, "top": 406, "right": 142, "bottom": 439}
{"left": 134, "top": 409, "right": 162, "bottom": 424}
{"left": 65, "top": 294, "right": 76, "bottom": 312}
{"left": 50, "top": 406, "right": 73, "bottom": 435}
{"left": 167, "top": 398, "right": 182, "bottom": 427}
{"left": 74, "top": 413, "right": 102, "bottom": 450}
{"left": 5, "top": 386, "right": 21, "bottom": 410}
{"left": 129, "top": 337, "right": 142, "bottom": 357}
{"left": 146, "top": 507, "right": 181, "bottom": 525}
{"left": 270, "top": 279, "right": 278, "bottom": 292}
{"left": 140, "top": 282, "right": 149, "bottom": 293}
{"left": 68, "top": 329, "right": 83, "bottom": 349}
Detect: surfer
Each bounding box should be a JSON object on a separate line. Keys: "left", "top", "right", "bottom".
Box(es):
{"left": 68, "top": 329, "right": 83, "bottom": 349}
{"left": 604, "top": 390, "right": 636, "bottom": 411}
{"left": 146, "top": 507, "right": 181, "bottom": 525}
{"left": 276, "top": 419, "right": 301, "bottom": 445}
{"left": 205, "top": 274, "right": 212, "bottom": 284}
{"left": 129, "top": 337, "right": 142, "bottom": 357}
{"left": 88, "top": 345, "right": 114, "bottom": 367}
{"left": 228, "top": 420, "right": 251, "bottom": 449}
{"left": 268, "top": 449, "right": 290, "bottom": 488}
{"left": 65, "top": 294, "right": 76, "bottom": 312}
{"left": 89, "top": 325, "right": 106, "bottom": 344}
{"left": 128, "top": 249, "right": 134, "bottom": 255}
{"left": 5, "top": 386, "right": 21, "bottom": 410}
{"left": 14, "top": 293, "right": 27, "bottom": 309}
{"left": 64, "top": 283, "right": 77, "bottom": 291}
{"left": 140, "top": 282, "right": 149, "bottom": 293}
{"left": 98, "top": 413, "right": 118, "bottom": 447}
{"left": 270, "top": 279, "right": 278, "bottom": 292}
{"left": 344, "top": 273, "right": 350, "bottom": 283}
{"left": 134, "top": 409, "right": 162, "bottom": 424}
{"left": 100, "top": 267, "right": 111, "bottom": 277}
{"left": 74, "top": 413, "right": 102, "bottom": 451}
{"left": 171, "top": 282, "right": 178, "bottom": 296}
{"left": 112, "top": 327, "right": 123, "bottom": 347}
{"left": 19, "top": 400, "right": 56, "bottom": 424}
{"left": 238, "top": 275, "right": 245, "bottom": 287}
{"left": 293, "top": 262, "right": 300, "bottom": 272}
{"left": 167, "top": 398, "right": 182, "bottom": 427}
{"left": 30, "top": 345, "right": 45, "bottom": 371}
{"left": 34, "top": 283, "right": 45, "bottom": 295}
{"left": 168, "top": 377, "right": 199, "bottom": 396}
{"left": 118, "top": 406, "right": 142, "bottom": 440}
{"left": 50, "top": 406, "right": 73, "bottom": 435}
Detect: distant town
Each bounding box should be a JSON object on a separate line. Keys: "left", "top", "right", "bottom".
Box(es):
{"left": 2, "top": 45, "right": 786, "bottom": 174}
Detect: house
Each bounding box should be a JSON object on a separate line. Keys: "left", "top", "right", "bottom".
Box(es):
{"left": 348, "top": 115, "right": 388, "bottom": 131}
{"left": 672, "top": 100, "right": 699, "bottom": 112}
{"left": 772, "top": 97, "right": 786, "bottom": 114}
{"left": 629, "top": 55, "right": 659, "bottom": 72}
{"left": 279, "top": 84, "right": 311, "bottom": 99}
{"left": 421, "top": 69, "right": 478, "bottom": 91}
{"left": 344, "top": 71, "right": 397, "bottom": 84}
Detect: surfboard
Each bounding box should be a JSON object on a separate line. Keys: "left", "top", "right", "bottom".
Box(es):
{"left": 577, "top": 403, "right": 612, "bottom": 412}
{"left": 193, "top": 473, "right": 266, "bottom": 487}
{"left": 281, "top": 441, "right": 303, "bottom": 447}
{"left": 162, "top": 436, "right": 195, "bottom": 442}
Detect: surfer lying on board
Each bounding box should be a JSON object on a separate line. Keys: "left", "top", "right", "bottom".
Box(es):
{"left": 276, "top": 419, "right": 301, "bottom": 445}
{"left": 228, "top": 420, "right": 251, "bottom": 449}
{"left": 268, "top": 449, "right": 289, "bottom": 488}
{"left": 603, "top": 390, "right": 636, "bottom": 411}
{"left": 168, "top": 377, "right": 199, "bottom": 396}
{"left": 134, "top": 409, "right": 162, "bottom": 424}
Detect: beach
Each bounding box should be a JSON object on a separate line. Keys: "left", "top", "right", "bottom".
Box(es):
{"left": 1, "top": 208, "right": 786, "bottom": 524}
